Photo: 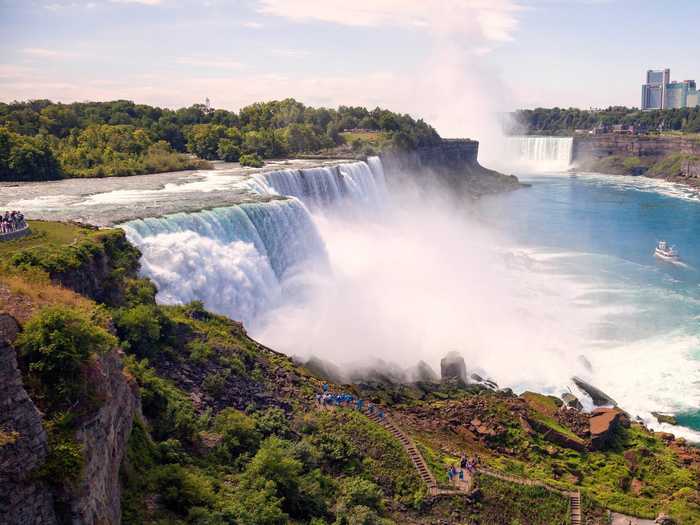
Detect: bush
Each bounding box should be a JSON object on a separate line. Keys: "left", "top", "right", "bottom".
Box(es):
{"left": 338, "top": 478, "right": 384, "bottom": 512}
{"left": 203, "top": 369, "right": 231, "bottom": 396}
{"left": 240, "top": 153, "right": 264, "bottom": 168}
{"left": 17, "top": 306, "right": 116, "bottom": 411}
{"left": 213, "top": 408, "right": 261, "bottom": 460}
{"left": 152, "top": 464, "right": 217, "bottom": 515}
{"left": 113, "top": 304, "right": 165, "bottom": 359}
{"left": 252, "top": 407, "right": 291, "bottom": 439}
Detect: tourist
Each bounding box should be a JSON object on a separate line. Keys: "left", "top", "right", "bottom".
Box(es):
{"left": 460, "top": 455, "right": 467, "bottom": 470}
{"left": 322, "top": 382, "right": 329, "bottom": 393}
{"left": 458, "top": 469, "right": 465, "bottom": 482}
{"left": 447, "top": 467, "right": 454, "bottom": 483}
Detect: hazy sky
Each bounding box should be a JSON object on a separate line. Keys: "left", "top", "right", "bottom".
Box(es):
{"left": 1, "top": 0, "right": 698, "bottom": 134}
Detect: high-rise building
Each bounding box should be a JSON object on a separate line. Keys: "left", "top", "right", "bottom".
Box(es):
{"left": 641, "top": 69, "right": 669, "bottom": 110}
{"left": 641, "top": 69, "right": 700, "bottom": 110}
{"left": 647, "top": 68, "right": 670, "bottom": 86}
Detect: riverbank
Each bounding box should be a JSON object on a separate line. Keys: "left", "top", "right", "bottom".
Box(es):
{"left": 572, "top": 134, "right": 700, "bottom": 187}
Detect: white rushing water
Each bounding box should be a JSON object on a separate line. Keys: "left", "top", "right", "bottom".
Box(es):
{"left": 122, "top": 158, "right": 387, "bottom": 325}
{"left": 505, "top": 136, "right": 573, "bottom": 171}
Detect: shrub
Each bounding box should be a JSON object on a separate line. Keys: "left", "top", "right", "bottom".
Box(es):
{"left": 337, "top": 478, "right": 384, "bottom": 512}
{"left": 240, "top": 153, "right": 264, "bottom": 168}
{"left": 223, "top": 481, "right": 288, "bottom": 525}
{"left": 252, "top": 407, "right": 291, "bottom": 439}
{"left": 112, "top": 304, "right": 165, "bottom": 359}
{"left": 37, "top": 434, "right": 84, "bottom": 486}
{"left": 152, "top": 464, "right": 217, "bottom": 515}
{"left": 202, "top": 369, "right": 230, "bottom": 396}
{"left": 213, "top": 408, "right": 261, "bottom": 460}
{"left": 17, "top": 306, "right": 116, "bottom": 411}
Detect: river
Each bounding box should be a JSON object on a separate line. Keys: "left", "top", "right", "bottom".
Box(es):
{"left": 2, "top": 140, "right": 699, "bottom": 440}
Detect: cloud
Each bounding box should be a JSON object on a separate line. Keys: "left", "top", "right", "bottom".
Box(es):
{"left": 22, "top": 47, "right": 78, "bottom": 59}
{"left": 109, "top": 0, "right": 163, "bottom": 5}
{"left": 270, "top": 48, "right": 311, "bottom": 59}
{"left": 256, "top": 0, "right": 523, "bottom": 42}
{"left": 175, "top": 56, "right": 245, "bottom": 70}
{"left": 242, "top": 21, "right": 264, "bottom": 29}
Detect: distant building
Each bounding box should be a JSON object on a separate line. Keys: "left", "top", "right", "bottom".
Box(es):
{"left": 641, "top": 69, "right": 699, "bottom": 110}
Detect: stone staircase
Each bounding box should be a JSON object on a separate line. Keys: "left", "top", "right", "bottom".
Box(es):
{"left": 365, "top": 410, "right": 439, "bottom": 495}
{"left": 570, "top": 491, "right": 582, "bottom": 525}
{"left": 330, "top": 404, "right": 581, "bottom": 522}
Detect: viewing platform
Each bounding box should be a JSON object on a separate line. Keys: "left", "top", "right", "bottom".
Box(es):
{"left": 0, "top": 225, "right": 30, "bottom": 242}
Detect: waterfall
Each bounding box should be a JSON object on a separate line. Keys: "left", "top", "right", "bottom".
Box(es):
{"left": 121, "top": 157, "right": 389, "bottom": 324}
{"left": 507, "top": 136, "right": 573, "bottom": 170}
{"left": 122, "top": 199, "right": 327, "bottom": 325}
{"left": 251, "top": 157, "right": 388, "bottom": 209}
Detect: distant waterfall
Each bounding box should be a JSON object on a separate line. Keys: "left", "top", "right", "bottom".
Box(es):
{"left": 508, "top": 136, "right": 573, "bottom": 170}
{"left": 250, "top": 157, "right": 388, "bottom": 209}
{"left": 122, "top": 158, "right": 388, "bottom": 324}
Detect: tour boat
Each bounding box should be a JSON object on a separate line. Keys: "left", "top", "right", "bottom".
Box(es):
{"left": 654, "top": 240, "right": 680, "bottom": 261}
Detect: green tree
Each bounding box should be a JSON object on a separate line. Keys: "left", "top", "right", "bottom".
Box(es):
{"left": 17, "top": 306, "right": 117, "bottom": 410}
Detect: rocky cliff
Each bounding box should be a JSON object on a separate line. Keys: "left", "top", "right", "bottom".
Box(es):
{"left": 0, "top": 314, "right": 57, "bottom": 525}
{"left": 573, "top": 134, "right": 700, "bottom": 183}
{"left": 0, "top": 315, "right": 139, "bottom": 525}
{"left": 381, "top": 139, "right": 522, "bottom": 196}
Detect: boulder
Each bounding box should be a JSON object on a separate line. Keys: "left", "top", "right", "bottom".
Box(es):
{"left": 590, "top": 407, "right": 629, "bottom": 450}
{"left": 408, "top": 360, "right": 440, "bottom": 383}
{"left": 440, "top": 351, "right": 467, "bottom": 384}
{"left": 572, "top": 376, "right": 617, "bottom": 406}
{"left": 655, "top": 514, "right": 677, "bottom": 525}
{"left": 561, "top": 392, "right": 583, "bottom": 411}
{"left": 651, "top": 412, "right": 678, "bottom": 426}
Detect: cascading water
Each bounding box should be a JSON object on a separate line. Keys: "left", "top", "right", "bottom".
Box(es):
{"left": 250, "top": 158, "right": 388, "bottom": 209}
{"left": 507, "top": 136, "right": 573, "bottom": 171}
{"left": 122, "top": 158, "right": 389, "bottom": 325}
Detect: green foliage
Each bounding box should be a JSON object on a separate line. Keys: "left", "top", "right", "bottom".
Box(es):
{"left": 252, "top": 407, "right": 291, "bottom": 439}
{"left": 37, "top": 432, "right": 85, "bottom": 486}
{"left": 515, "top": 105, "right": 700, "bottom": 135}
{"left": 240, "top": 436, "right": 332, "bottom": 520}
{"left": 152, "top": 464, "right": 217, "bottom": 515}
{"left": 17, "top": 306, "right": 116, "bottom": 412}
{"left": 240, "top": 153, "right": 264, "bottom": 167}
{"left": 112, "top": 304, "right": 165, "bottom": 358}
{"left": 223, "top": 482, "right": 288, "bottom": 525}
{"left": 0, "top": 99, "right": 441, "bottom": 180}
{"left": 125, "top": 356, "right": 199, "bottom": 442}
{"left": 213, "top": 408, "right": 261, "bottom": 460}
{"left": 337, "top": 477, "right": 384, "bottom": 512}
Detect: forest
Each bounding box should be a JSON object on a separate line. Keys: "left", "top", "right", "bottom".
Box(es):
{"left": 0, "top": 99, "right": 441, "bottom": 181}
{"left": 514, "top": 106, "right": 700, "bottom": 135}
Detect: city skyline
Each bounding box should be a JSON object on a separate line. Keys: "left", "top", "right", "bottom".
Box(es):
{"left": 641, "top": 68, "right": 699, "bottom": 110}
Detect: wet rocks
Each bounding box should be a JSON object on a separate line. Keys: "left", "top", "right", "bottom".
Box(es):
{"left": 572, "top": 377, "right": 617, "bottom": 406}
{"left": 440, "top": 352, "right": 467, "bottom": 385}
{"left": 561, "top": 392, "right": 583, "bottom": 411}
{"left": 589, "top": 407, "right": 630, "bottom": 450}
{"left": 651, "top": 412, "right": 678, "bottom": 426}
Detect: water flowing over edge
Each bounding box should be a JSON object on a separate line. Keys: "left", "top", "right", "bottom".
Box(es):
{"left": 120, "top": 158, "right": 388, "bottom": 325}
{"left": 506, "top": 136, "right": 574, "bottom": 171}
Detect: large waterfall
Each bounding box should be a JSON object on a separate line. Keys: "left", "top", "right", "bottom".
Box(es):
{"left": 507, "top": 136, "right": 573, "bottom": 170}
{"left": 250, "top": 159, "right": 387, "bottom": 209}
{"left": 122, "top": 158, "right": 388, "bottom": 324}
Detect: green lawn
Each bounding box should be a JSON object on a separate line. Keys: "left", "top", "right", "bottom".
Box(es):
{"left": 0, "top": 220, "right": 97, "bottom": 258}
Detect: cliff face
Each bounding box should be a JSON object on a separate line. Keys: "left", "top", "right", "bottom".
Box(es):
{"left": 381, "top": 139, "right": 522, "bottom": 196}
{"left": 0, "top": 314, "right": 57, "bottom": 525}
{"left": 0, "top": 311, "right": 139, "bottom": 525}
{"left": 573, "top": 134, "right": 700, "bottom": 181}
{"left": 68, "top": 348, "right": 139, "bottom": 525}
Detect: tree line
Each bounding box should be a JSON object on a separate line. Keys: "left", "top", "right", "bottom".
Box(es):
{"left": 513, "top": 106, "right": 700, "bottom": 135}
{"left": 0, "top": 99, "right": 441, "bottom": 181}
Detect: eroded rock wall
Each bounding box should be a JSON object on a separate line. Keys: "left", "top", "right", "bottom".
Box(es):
{"left": 381, "top": 139, "right": 522, "bottom": 196}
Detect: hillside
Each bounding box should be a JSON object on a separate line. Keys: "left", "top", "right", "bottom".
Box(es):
{"left": 1, "top": 222, "right": 699, "bottom": 524}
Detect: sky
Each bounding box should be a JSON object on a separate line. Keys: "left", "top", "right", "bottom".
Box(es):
{"left": 0, "top": 0, "right": 698, "bottom": 136}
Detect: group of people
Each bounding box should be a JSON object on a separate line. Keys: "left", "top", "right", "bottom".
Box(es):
{"left": 315, "top": 383, "right": 384, "bottom": 420}
{"left": 0, "top": 210, "right": 26, "bottom": 235}
{"left": 447, "top": 454, "right": 480, "bottom": 484}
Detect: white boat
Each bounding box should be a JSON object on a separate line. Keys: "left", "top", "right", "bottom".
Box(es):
{"left": 654, "top": 240, "right": 680, "bottom": 261}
